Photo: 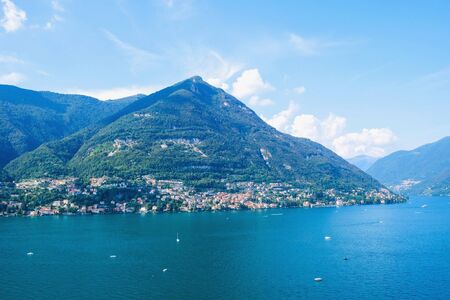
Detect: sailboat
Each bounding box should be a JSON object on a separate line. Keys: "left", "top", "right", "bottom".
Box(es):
{"left": 176, "top": 233, "right": 180, "bottom": 243}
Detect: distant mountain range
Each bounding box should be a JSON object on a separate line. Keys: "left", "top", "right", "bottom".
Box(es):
{"left": 0, "top": 85, "right": 143, "bottom": 167}
{"left": 347, "top": 155, "right": 379, "bottom": 171}
{"left": 367, "top": 137, "right": 450, "bottom": 196}
{"left": 2, "top": 77, "right": 387, "bottom": 195}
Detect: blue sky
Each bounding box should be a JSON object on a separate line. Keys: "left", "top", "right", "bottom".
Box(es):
{"left": 0, "top": 0, "right": 449, "bottom": 158}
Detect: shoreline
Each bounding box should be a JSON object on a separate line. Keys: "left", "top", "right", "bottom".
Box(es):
{"left": 0, "top": 200, "right": 407, "bottom": 218}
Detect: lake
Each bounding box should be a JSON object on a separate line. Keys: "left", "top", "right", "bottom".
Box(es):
{"left": 0, "top": 196, "right": 449, "bottom": 300}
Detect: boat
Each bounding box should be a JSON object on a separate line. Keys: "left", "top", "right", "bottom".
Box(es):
{"left": 314, "top": 277, "right": 323, "bottom": 282}
{"left": 324, "top": 236, "right": 332, "bottom": 240}
{"left": 176, "top": 233, "right": 180, "bottom": 243}
{"left": 421, "top": 204, "right": 428, "bottom": 208}
{"left": 26, "top": 252, "right": 34, "bottom": 256}
{"left": 110, "top": 255, "right": 116, "bottom": 258}
{"left": 162, "top": 268, "right": 168, "bottom": 272}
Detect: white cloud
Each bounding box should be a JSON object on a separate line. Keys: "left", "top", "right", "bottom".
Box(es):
{"left": 248, "top": 95, "right": 274, "bottom": 107}
{"left": 231, "top": 68, "right": 273, "bottom": 99}
{"left": 66, "top": 85, "right": 160, "bottom": 100}
{"left": 43, "top": 14, "right": 63, "bottom": 30}
{"left": 0, "top": 72, "right": 25, "bottom": 84}
{"left": 291, "top": 114, "right": 320, "bottom": 140}
{"left": 51, "top": 0, "right": 65, "bottom": 12}
{"left": 290, "top": 113, "right": 346, "bottom": 142}
{"left": 104, "top": 30, "right": 160, "bottom": 72}
{"left": 289, "top": 34, "right": 319, "bottom": 56}
{"left": 0, "top": 54, "right": 24, "bottom": 64}
{"left": 266, "top": 101, "right": 299, "bottom": 132}
{"left": 191, "top": 50, "right": 242, "bottom": 90}
{"left": 321, "top": 114, "right": 347, "bottom": 141}
{"left": 30, "top": 0, "right": 64, "bottom": 31}
{"left": 0, "top": 0, "right": 27, "bottom": 33}
{"left": 265, "top": 103, "right": 396, "bottom": 158}
{"left": 293, "top": 86, "right": 306, "bottom": 94}
{"left": 332, "top": 128, "right": 397, "bottom": 158}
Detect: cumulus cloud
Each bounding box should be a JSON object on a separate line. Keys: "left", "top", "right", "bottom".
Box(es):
{"left": 248, "top": 95, "right": 274, "bottom": 107}
{"left": 66, "top": 85, "right": 160, "bottom": 100}
{"left": 0, "top": 72, "right": 25, "bottom": 84}
{"left": 0, "top": 0, "right": 27, "bottom": 32}
{"left": 265, "top": 103, "right": 396, "bottom": 158}
{"left": 266, "top": 101, "right": 299, "bottom": 132}
{"left": 332, "top": 128, "right": 397, "bottom": 158}
{"left": 231, "top": 68, "right": 273, "bottom": 99}
{"left": 291, "top": 114, "right": 320, "bottom": 139}
{"left": 290, "top": 113, "right": 346, "bottom": 142}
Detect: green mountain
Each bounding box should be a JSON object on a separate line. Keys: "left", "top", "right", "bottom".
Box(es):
{"left": 6, "top": 77, "right": 386, "bottom": 193}
{"left": 0, "top": 85, "right": 143, "bottom": 167}
{"left": 0, "top": 169, "right": 10, "bottom": 182}
{"left": 347, "top": 155, "right": 378, "bottom": 171}
{"left": 367, "top": 137, "right": 450, "bottom": 196}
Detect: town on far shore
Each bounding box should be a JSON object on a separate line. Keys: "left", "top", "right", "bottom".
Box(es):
{"left": 0, "top": 176, "right": 405, "bottom": 217}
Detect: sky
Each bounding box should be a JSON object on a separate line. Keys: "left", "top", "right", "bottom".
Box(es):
{"left": 0, "top": 0, "right": 449, "bottom": 158}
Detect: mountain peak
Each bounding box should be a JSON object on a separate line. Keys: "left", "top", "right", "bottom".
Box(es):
{"left": 188, "top": 75, "right": 204, "bottom": 83}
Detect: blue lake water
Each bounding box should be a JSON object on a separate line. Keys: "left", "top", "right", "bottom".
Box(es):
{"left": 0, "top": 196, "right": 449, "bottom": 299}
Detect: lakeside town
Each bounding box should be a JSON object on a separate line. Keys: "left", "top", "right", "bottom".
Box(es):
{"left": 0, "top": 176, "right": 405, "bottom": 217}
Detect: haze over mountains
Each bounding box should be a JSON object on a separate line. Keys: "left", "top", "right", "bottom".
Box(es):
{"left": 0, "top": 85, "right": 143, "bottom": 167}
{"left": 347, "top": 155, "right": 378, "bottom": 171}
{"left": 368, "top": 137, "right": 450, "bottom": 196}
{"left": 2, "top": 77, "right": 385, "bottom": 194}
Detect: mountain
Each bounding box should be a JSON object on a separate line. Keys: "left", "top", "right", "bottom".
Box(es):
{"left": 0, "top": 169, "right": 10, "bottom": 182}
{"left": 367, "top": 137, "right": 450, "bottom": 196}
{"left": 0, "top": 85, "right": 144, "bottom": 167}
{"left": 347, "top": 155, "right": 379, "bottom": 171}
{"left": 5, "top": 76, "right": 387, "bottom": 195}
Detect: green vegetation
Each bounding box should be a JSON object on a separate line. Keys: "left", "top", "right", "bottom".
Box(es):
{"left": 0, "top": 84, "right": 143, "bottom": 167}
{"left": 368, "top": 137, "right": 450, "bottom": 196}
{"left": 5, "top": 77, "right": 383, "bottom": 194}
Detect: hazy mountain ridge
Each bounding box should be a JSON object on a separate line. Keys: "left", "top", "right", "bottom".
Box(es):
{"left": 347, "top": 155, "right": 379, "bottom": 171}
{"left": 367, "top": 137, "right": 450, "bottom": 196}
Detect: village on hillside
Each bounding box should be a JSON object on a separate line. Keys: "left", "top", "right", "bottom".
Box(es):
{"left": 0, "top": 176, "right": 404, "bottom": 217}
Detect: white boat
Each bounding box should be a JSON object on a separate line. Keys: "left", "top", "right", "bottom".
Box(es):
{"left": 324, "top": 236, "right": 332, "bottom": 240}
{"left": 162, "top": 268, "right": 168, "bottom": 272}
{"left": 26, "top": 252, "right": 34, "bottom": 256}
{"left": 314, "top": 277, "right": 323, "bottom": 282}
{"left": 421, "top": 204, "right": 428, "bottom": 208}
{"left": 176, "top": 233, "right": 180, "bottom": 243}
{"left": 110, "top": 255, "right": 116, "bottom": 258}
